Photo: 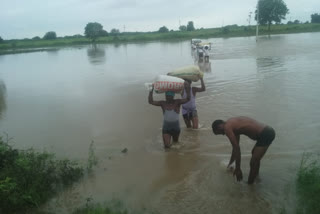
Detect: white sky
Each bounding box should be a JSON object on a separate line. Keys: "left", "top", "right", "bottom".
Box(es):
{"left": 1, "top": 0, "right": 319, "bottom": 39}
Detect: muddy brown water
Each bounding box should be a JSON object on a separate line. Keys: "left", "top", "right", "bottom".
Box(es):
{"left": 0, "top": 33, "right": 320, "bottom": 213}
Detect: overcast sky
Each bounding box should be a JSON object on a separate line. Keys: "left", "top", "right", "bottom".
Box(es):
{"left": 1, "top": 0, "right": 319, "bottom": 39}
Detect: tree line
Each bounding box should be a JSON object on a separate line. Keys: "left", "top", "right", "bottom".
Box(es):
{"left": 1, "top": 2, "right": 320, "bottom": 43}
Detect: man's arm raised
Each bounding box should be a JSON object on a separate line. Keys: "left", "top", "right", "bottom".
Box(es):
{"left": 193, "top": 77, "right": 206, "bottom": 93}
{"left": 148, "top": 85, "right": 162, "bottom": 106}
{"left": 176, "top": 81, "right": 191, "bottom": 105}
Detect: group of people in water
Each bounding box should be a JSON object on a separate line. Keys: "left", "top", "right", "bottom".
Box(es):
{"left": 148, "top": 76, "right": 276, "bottom": 184}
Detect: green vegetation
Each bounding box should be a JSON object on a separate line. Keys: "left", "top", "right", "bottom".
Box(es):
{"left": 256, "top": 0, "right": 289, "bottom": 32}
{"left": 1, "top": 23, "right": 320, "bottom": 55}
{"left": 110, "top": 29, "right": 120, "bottom": 36}
{"left": 158, "top": 26, "right": 169, "bottom": 33}
{"left": 43, "top": 31, "right": 57, "bottom": 40}
{"left": 32, "top": 36, "right": 41, "bottom": 40}
{"left": 73, "top": 198, "right": 158, "bottom": 214}
{"left": 187, "top": 21, "right": 195, "bottom": 31}
{"left": 296, "top": 153, "right": 320, "bottom": 214}
{"left": 73, "top": 199, "right": 128, "bottom": 214}
{"left": 85, "top": 22, "right": 108, "bottom": 42}
{"left": 179, "top": 25, "right": 187, "bottom": 31}
{"left": 311, "top": 13, "right": 320, "bottom": 23}
{"left": 0, "top": 136, "right": 84, "bottom": 213}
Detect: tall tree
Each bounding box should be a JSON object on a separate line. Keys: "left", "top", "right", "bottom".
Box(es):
{"left": 0, "top": 36, "right": 3, "bottom": 43}
{"left": 99, "top": 30, "right": 108, "bottom": 37}
{"left": 311, "top": 13, "right": 320, "bottom": 23}
{"left": 293, "top": 19, "right": 300, "bottom": 24}
{"left": 158, "top": 26, "right": 169, "bottom": 33}
{"left": 255, "top": 0, "right": 289, "bottom": 32}
{"left": 179, "top": 25, "right": 187, "bottom": 31}
{"left": 43, "top": 31, "right": 57, "bottom": 40}
{"left": 84, "top": 22, "right": 105, "bottom": 42}
{"left": 187, "top": 21, "right": 195, "bottom": 31}
{"left": 110, "top": 28, "right": 120, "bottom": 36}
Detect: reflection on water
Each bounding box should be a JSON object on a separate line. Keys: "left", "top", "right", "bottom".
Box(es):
{"left": 113, "top": 43, "right": 121, "bottom": 48}
{"left": 198, "top": 61, "right": 212, "bottom": 72}
{"left": 46, "top": 48, "right": 59, "bottom": 56}
{"left": 87, "top": 44, "right": 106, "bottom": 65}
{"left": 0, "top": 80, "right": 6, "bottom": 119}
{"left": 191, "top": 45, "right": 212, "bottom": 73}
{"left": 256, "top": 57, "right": 285, "bottom": 73}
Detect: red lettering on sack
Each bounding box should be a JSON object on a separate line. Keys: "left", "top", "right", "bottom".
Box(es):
{"left": 154, "top": 81, "right": 184, "bottom": 92}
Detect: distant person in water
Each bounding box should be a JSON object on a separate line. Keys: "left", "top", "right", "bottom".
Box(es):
{"left": 181, "top": 77, "right": 205, "bottom": 129}
{"left": 148, "top": 82, "right": 190, "bottom": 149}
{"left": 211, "top": 117, "right": 276, "bottom": 184}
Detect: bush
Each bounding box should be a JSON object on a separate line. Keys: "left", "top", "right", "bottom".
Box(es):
{"left": 0, "top": 137, "right": 83, "bottom": 213}
{"left": 179, "top": 25, "right": 187, "bottom": 31}
{"left": 296, "top": 153, "right": 320, "bottom": 214}
{"left": 222, "top": 27, "right": 230, "bottom": 34}
{"left": 73, "top": 202, "right": 128, "bottom": 214}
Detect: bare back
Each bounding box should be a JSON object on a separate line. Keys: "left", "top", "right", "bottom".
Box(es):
{"left": 225, "top": 117, "right": 266, "bottom": 140}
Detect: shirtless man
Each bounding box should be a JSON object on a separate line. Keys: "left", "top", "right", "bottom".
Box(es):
{"left": 211, "top": 117, "right": 276, "bottom": 184}
{"left": 148, "top": 82, "right": 190, "bottom": 149}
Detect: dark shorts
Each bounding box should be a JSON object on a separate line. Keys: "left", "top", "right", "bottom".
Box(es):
{"left": 162, "top": 121, "right": 180, "bottom": 136}
{"left": 183, "top": 109, "right": 198, "bottom": 120}
{"left": 255, "top": 126, "right": 276, "bottom": 147}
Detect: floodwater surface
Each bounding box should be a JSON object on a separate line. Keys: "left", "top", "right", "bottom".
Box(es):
{"left": 0, "top": 32, "right": 320, "bottom": 214}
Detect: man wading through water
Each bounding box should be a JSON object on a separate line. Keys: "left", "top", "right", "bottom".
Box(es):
{"left": 181, "top": 77, "right": 205, "bottom": 129}
{"left": 212, "top": 117, "right": 276, "bottom": 184}
{"left": 148, "top": 81, "right": 191, "bottom": 149}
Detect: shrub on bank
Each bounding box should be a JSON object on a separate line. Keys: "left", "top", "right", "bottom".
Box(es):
{"left": 73, "top": 198, "right": 159, "bottom": 214}
{"left": 296, "top": 153, "right": 320, "bottom": 214}
{"left": 73, "top": 199, "right": 128, "bottom": 214}
{"left": 0, "top": 137, "right": 84, "bottom": 213}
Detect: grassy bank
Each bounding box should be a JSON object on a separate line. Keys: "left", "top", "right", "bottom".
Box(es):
{"left": 0, "top": 136, "right": 84, "bottom": 213}
{"left": 296, "top": 153, "right": 320, "bottom": 214}
{"left": 73, "top": 200, "right": 128, "bottom": 214}
{"left": 1, "top": 23, "right": 320, "bottom": 55}
{"left": 73, "top": 199, "right": 158, "bottom": 214}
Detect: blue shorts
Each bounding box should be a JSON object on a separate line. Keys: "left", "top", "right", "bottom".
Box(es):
{"left": 162, "top": 121, "right": 180, "bottom": 136}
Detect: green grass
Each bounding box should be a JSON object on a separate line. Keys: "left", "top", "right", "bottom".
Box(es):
{"left": 296, "top": 153, "right": 320, "bottom": 214}
{"left": 73, "top": 198, "right": 159, "bottom": 214}
{"left": 73, "top": 200, "right": 128, "bottom": 214}
{"left": 1, "top": 23, "right": 320, "bottom": 55}
{"left": 0, "top": 136, "right": 84, "bottom": 213}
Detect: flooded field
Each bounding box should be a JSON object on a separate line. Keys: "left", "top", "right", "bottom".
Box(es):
{"left": 0, "top": 32, "right": 320, "bottom": 213}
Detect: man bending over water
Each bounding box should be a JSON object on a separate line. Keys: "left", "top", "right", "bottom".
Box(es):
{"left": 148, "top": 82, "right": 190, "bottom": 149}
{"left": 211, "top": 117, "right": 275, "bottom": 184}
